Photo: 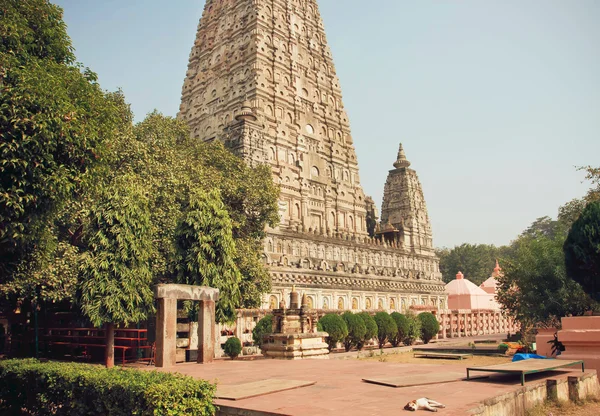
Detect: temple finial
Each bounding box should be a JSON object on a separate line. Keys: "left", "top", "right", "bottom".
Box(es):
{"left": 393, "top": 143, "right": 411, "bottom": 169}
{"left": 493, "top": 260, "right": 502, "bottom": 277}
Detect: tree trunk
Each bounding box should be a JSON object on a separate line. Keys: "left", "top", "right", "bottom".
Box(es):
{"left": 105, "top": 323, "right": 115, "bottom": 368}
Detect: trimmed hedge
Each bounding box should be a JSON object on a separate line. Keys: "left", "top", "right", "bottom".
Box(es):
{"left": 374, "top": 312, "right": 398, "bottom": 348}
{"left": 0, "top": 359, "right": 216, "bottom": 415}
{"left": 342, "top": 311, "right": 367, "bottom": 352}
{"left": 317, "top": 313, "right": 348, "bottom": 351}
{"left": 403, "top": 312, "right": 422, "bottom": 346}
{"left": 418, "top": 312, "right": 440, "bottom": 344}
{"left": 356, "top": 312, "right": 378, "bottom": 350}
{"left": 390, "top": 312, "right": 409, "bottom": 347}
{"left": 224, "top": 337, "right": 242, "bottom": 359}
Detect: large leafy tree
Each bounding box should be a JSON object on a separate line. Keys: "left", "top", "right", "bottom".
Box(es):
{"left": 1, "top": 1, "right": 279, "bottom": 334}
{"left": 78, "top": 179, "right": 155, "bottom": 367}
{"left": 564, "top": 201, "right": 600, "bottom": 303}
{"left": 174, "top": 189, "right": 242, "bottom": 323}
{"left": 123, "top": 113, "right": 279, "bottom": 313}
{"left": 496, "top": 223, "right": 591, "bottom": 333}
{"left": 0, "top": 0, "right": 119, "bottom": 282}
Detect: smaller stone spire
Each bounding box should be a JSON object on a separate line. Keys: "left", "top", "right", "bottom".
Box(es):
{"left": 393, "top": 143, "right": 411, "bottom": 169}
{"left": 289, "top": 285, "right": 299, "bottom": 309}
{"left": 456, "top": 271, "right": 464, "bottom": 280}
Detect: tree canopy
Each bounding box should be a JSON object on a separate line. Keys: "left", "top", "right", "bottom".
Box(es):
{"left": 1, "top": 1, "right": 280, "bottom": 327}
{"left": 496, "top": 217, "right": 592, "bottom": 331}
{"left": 564, "top": 201, "right": 600, "bottom": 303}
{"left": 78, "top": 179, "right": 154, "bottom": 328}
{"left": 436, "top": 244, "right": 508, "bottom": 285}
{"left": 1, "top": 0, "right": 120, "bottom": 283}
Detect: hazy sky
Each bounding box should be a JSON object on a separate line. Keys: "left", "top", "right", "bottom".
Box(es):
{"left": 54, "top": 0, "right": 599, "bottom": 248}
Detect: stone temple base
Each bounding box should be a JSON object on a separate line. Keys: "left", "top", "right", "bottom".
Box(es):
{"left": 262, "top": 332, "right": 330, "bottom": 360}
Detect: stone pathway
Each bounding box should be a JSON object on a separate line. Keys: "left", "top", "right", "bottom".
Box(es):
{"left": 153, "top": 353, "right": 588, "bottom": 415}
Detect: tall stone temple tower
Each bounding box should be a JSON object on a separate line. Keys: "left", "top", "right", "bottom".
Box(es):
{"left": 180, "top": 0, "right": 446, "bottom": 312}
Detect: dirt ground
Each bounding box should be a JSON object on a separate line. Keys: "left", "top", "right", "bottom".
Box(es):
{"left": 526, "top": 399, "right": 600, "bottom": 416}
{"left": 360, "top": 350, "right": 512, "bottom": 366}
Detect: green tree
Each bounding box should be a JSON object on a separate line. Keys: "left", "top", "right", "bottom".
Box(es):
{"left": 0, "top": 0, "right": 120, "bottom": 282}
{"left": 191, "top": 141, "right": 279, "bottom": 308}
{"left": 342, "top": 312, "right": 366, "bottom": 352}
{"left": 564, "top": 201, "right": 600, "bottom": 303}
{"left": 127, "top": 113, "right": 279, "bottom": 309}
{"left": 580, "top": 166, "right": 600, "bottom": 203}
{"left": 356, "top": 312, "right": 378, "bottom": 350}
{"left": 558, "top": 198, "right": 589, "bottom": 227}
{"left": 174, "top": 189, "right": 242, "bottom": 324}
{"left": 78, "top": 180, "right": 155, "bottom": 367}
{"left": 252, "top": 315, "right": 273, "bottom": 348}
{"left": 436, "top": 244, "right": 508, "bottom": 285}
{"left": 317, "top": 313, "right": 348, "bottom": 351}
{"left": 390, "top": 312, "right": 409, "bottom": 347}
{"left": 418, "top": 312, "right": 440, "bottom": 344}
{"left": 497, "top": 225, "right": 591, "bottom": 334}
{"left": 403, "top": 312, "right": 422, "bottom": 346}
{"left": 373, "top": 312, "right": 397, "bottom": 349}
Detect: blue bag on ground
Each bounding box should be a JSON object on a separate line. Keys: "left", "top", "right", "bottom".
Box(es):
{"left": 512, "top": 353, "right": 549, "bottom": 362}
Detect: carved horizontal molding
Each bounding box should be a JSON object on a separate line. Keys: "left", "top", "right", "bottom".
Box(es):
{"left": 270, "top": 270, "right": 446, "bottom": 294}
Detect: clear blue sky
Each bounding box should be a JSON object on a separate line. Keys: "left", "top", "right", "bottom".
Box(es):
{"left": 54, "top": 0, "right": 600, "bottom": 248}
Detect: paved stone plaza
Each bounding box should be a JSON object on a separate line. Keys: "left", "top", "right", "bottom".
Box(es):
{"left": 155, "top": 358, "right": 595, "bottom": 415}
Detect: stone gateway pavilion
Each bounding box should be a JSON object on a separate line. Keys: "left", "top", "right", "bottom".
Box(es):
{"left": 179, "top": 0, "right": 447, "bottom": 316}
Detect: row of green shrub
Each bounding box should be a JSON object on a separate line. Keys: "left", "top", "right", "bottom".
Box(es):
{"left": 252, "top": 312, "right": 441, "bottom": 352}
{"left": 0, "top": 359, "right": 216, "bottom": 415}
{"left": 321, "top": 311, "right": 440, "bottom": 350}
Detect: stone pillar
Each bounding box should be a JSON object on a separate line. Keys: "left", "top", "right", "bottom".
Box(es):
{"left": 441, "top": 313, "right": 447, "bottom": 339}
{"left": 156, "top": 298, "right": 178, "bottom": 368}
{"left": 198, "top": 299, "right": 216, "bottom": 364}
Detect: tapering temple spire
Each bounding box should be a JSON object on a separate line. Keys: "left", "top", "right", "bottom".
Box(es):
{"left": 393, "top": 143, "right": 411, "bottom": 169}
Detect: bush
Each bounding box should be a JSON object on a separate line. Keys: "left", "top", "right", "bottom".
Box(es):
{"left": 342, "top": 312, "right": 367, "bottom": 352}
{"left": 252, "top": 315, "right": 273, "bottom": 348}
{"left": 223, "top": 337, "right": 242, "bottom": 360}
{"left": 0, "top": 359, "right": 216, "bottom": 415}
{"left": 418, "top": 312, "right": 440, "bottom": 344}
{"left": 373, "top": 312, "right": 398, "bottom": 348}
{"left": 498, "top": 343, "right": 509, "bottom": 354}
{"left": 356, "top": 312, "right": 378, "bottom": 350}
{"left": 403, "top": 312, "right": 422, "bottom": 346}
{"left": 317, "top": 313, "right": 348, "bottom": 351}
{"left": 390, "top": 312, "right": 409, "bottom": 347}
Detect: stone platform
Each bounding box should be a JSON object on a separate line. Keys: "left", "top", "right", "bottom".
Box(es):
{"left": 152, "top": 358, "right": 599, "bottom": 416}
